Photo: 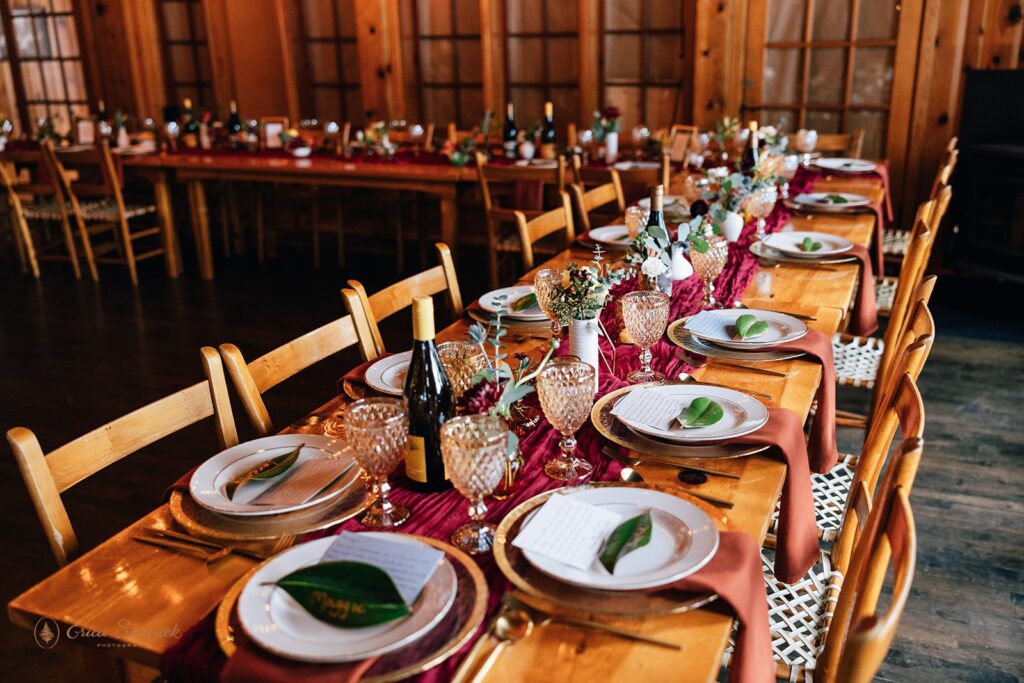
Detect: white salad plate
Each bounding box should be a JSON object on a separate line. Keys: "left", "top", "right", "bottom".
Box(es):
{"left": 813, "top": 157, "right": 877, "bottom": 174}
{"left": 761, "top": 231, "right": 854, "bottom": 259}
{"left": 587, "top": 225, "right": 632, "bottom": 247}
{"left": 520, "top": 487, "right": 719, "bottom": 591}
{"left": 637, "top": 194, "right": 689, "bottom": 210}
{"left": 613, "top": 161, "right": 661, "bottom": 171}
{"left": 610, "top": 384, "right": 769, "bottom": 444}
{"left": 478, "top": 285, "right": 547, "bottom": 321}
{"left": 189, "top": 434, "right": 358, "bottom": 516}
{"left": 683, "top": 308, "right": 808, "bottom": 350}
{"left": 792, "top": 192, "right": 872, "bottom": 212}
{"left": 237, "top": 535, "right": 458, "bottom": 663}
{"left": 364, "top": 351, "right": 413, "bottom": 396}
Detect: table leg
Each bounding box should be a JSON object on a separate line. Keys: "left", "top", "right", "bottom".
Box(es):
{"left": 440, "top": 194, "right": 457, "bottom": 254}
{"left": 153, "top": 171, "right": 180, "bottom": 277}
{"left": 187, "top": 179, "right": 215, "bottom": 280}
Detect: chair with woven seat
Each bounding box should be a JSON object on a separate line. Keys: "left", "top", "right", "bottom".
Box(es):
{"left": 6, "top": 347, "right": 236, "bottom": 567}
{"left": 568, "top": 172, "right": 626, "bottom": 233}
{"left": 882, "top": 145, "right": 958, "bottom": 260}
{"left": 476, "top": 152, "right": 567, "bottom": 288}
{"left": 814, "top": 129, "right": 866, "bottom": 158}
{"left": 342, "top": 242, "right": 464, "bottom": 361}
{"left": 723, "top": 376, "right": 924, "bottom": 682}
{"left": 569, "top": 150, "right": 670, "bottom": 196}
{"left": 514, "top": 190, "right": 575, "bottom": 272}
{"left": 48, "top": 140, "right": 168, "bottom": 285}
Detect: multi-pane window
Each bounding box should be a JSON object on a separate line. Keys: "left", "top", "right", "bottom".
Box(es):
{"left": 156, "top": 0, "right": 213, "bottom": 108}
{"left": 298, "top": 0, "right": 361, "bottom": 124}
{"left": 600, "top": 0, "right": 687, "bottom": 132}
{"left": 504, "top": 0, "right": 579, "bottom": 128}
{"left": 0, "top": 0, "right": 88, "bottom": 135}
{"left": 408, "top": 0, "right": 482, "bottom": 130}
{"left": 748, "top": 0, "right": 905, "bottom": 159}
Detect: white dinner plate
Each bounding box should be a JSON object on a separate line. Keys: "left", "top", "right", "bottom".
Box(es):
{"left": 636, "top": 194, "right": 689, "bottom": 212}
{"left": 613, "top": 161, "right": 661, "bottom": 171}
{"left": 514, "top": 159, "right": 558, "bottom": 168}
{"left": 520, "top": 487, "right": 719, "bottom": 590}
{"left": 238, "top": 535, "right": 458, "bottom": 663}
{"left": 478, "top": 285, "right": 547, "bottom": 321}
{"left": 761, "top": 231, "right": 854, "bottom": 259}
{"left": 364, "top": 351, "right": 413, "bottom": 396}
{"left": 683, "top": 308, "right": 808, "bottom": 350}
{"left": 587, "top": 225, "right": 633, "bottom": 247}
{"left": 189, "top": 434, "right": 359, "bottom": 516}
{"left": 792, "top": 192, "right": 872, "bottom": 212}
{"left": 813, "top": 157, "right": 877, "bottom": 174}
{"left": 611, "top": 384, "right": 769, "bottom": 443}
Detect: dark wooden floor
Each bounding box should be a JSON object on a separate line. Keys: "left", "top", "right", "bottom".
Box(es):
{"left": 0, "top": 239, "right": 1021, "bottom": 682}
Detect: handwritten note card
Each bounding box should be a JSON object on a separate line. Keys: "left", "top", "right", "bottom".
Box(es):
{"left": 683, "top": 310, "right": 730, "bottom": 341}
{"left": 512, "top": 494, "right": 622, "bottom": 570}
{"left": 611, "top": 387, "right": 689, "bottom": 432}
{"left": 248, "top": 457, "right": 352, "bottom": 507}
{"left": 321, "top": 532, "right": 445, "bottom": 605}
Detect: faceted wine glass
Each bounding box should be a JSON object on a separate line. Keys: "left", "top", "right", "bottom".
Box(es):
{"left": 620, "top": 290, "right": 671, "bottom": 383}
{"left": 438, "top": 341, "right": 487, "bottom": 402}
{"left": 440, "top": 415, "right": 508, "bottom": 554}
{"left": 750, "top": 185, "right": 779, "bottom": 241}
{"left": 690, "top": 235, "right": 730, "bottom": 308}
{"left": 624, "top": 206, "right": 649, "bottom": 239}
{"left": 534, "top": 268, "right": 564, "bottom": 339}
{"left": 344, "top": 398, "right": 410, "bottom": 528}
{"left": 536, "top": 360, "right": 596, "bottom": 482}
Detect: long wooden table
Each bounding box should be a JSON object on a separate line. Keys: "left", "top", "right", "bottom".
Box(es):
{"left": 8, "top": 188, "right": 879, "bottom": 681}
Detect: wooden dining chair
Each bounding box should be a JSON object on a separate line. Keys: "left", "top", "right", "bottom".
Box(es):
{"left": 6, "top": 348, "right": 236, "bottom": 567}
{"left": 342, "top": 242, "right": 464, "bottom": 361}
{"left": 883, "top": 146, "right": 957, "bottom": 260}
{"left": 218, "top": 314, "right": 363, "bottom": 438}
{"left": 476, "top": 151, "right": 567, "bottom": 288}
{"left": 514, "top": 190, "right": 575, "bottom": 272}
{"left": 815, "top": 129, "right": 866, "bottom": 158}
{"left": 388, "top": 123, "right": 436, "bottom": 151}
{"left": 47, "top": 139, "right": 168, "bottom": 285}
{"left": 569, "top": 171, "right": 626, "bottom": 233}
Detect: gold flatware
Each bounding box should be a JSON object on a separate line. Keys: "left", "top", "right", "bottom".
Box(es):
{"left": 134, "top": 534, "right": 230, "bottom": 562}
{"left": 708, "top": 361, "right": 788, "bottom": 378}
{"left": 615, "top": 465, "right": 735, "bottom": 509}
{"left": 451, "top": 602, "right": 533, "bottom": 683}
{"left": 602, "top": 446, "right": 741, "bottom": 480}
{"left": 141, "top": 527, "right": 270, "bottom": 561}
{"left": 502, "top": 594, "right": 682, "bottom": 650}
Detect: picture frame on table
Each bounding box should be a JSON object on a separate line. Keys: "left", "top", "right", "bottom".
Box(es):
{"left": 260, "top": 116, "right": 289, "bottom": 150}
{"left": 667, "top": 124, "right": 698, "bottom": 163}
{"left": 75, "top": 118, "right": 96, "bottom": 146}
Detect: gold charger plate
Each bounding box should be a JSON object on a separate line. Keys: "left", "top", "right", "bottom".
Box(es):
{"left": 214, "top": 534, "right": 488, "bottom": 682}
{"left": 494, "top": 482, "right": 723, "bottom": 616}
{"left": 168, "top": 467, "right": 369, "bottom": 542}
{"left": 592, "top": 381, "right": 772, "bottom": 460}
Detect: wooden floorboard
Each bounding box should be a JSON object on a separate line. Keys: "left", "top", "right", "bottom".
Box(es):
{"left": 0, "top": 241, "right": 1021, "bottom": 681}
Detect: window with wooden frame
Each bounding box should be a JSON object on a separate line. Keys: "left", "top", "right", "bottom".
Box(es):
{"left": 504, "top": 0, "right": 579, "bottom": 129}
{"left": 297, "top": 0, "right": 361, "bottom": 125}
{"left": 0, "top": 0, "right": 89, "bottom": 135}
{"left": 743, "top": 0, "right": 923, "bottom": 160}
{"left": 600, "top": 0, "right": 687, "bottom": 133}
{"left": 155, "top": 0, "right": 213, "bottom": 108}
{"left": 405, "top": 0, "right": 483, "bottom": 130}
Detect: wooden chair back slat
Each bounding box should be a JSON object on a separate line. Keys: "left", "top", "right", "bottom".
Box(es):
{"left": 815, "top": 129, "right": 865, "bottom": 157}
{"left": 387, "top": 123, "right": 436, "bottom": 151}
{"left": 515, "top": 190, "right": 575, "bottom": 272}
{"left": 344, "top": 242, "right": 463, "bottom": 360}
{"left": 569, "top": 174, "right": 626, "bottom": 232}
{"left": 874, "top": 274, "right": 936, "bottom": 412}
{"left": 6, "top": 347, "right": 235, "bottom": 566}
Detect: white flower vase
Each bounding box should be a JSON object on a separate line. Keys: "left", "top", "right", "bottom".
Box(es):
{"left": 568, "top": 318, "right": 600, "bottom": 391}
{"left": 722, "top": 211, "right": 745, "bottom": 242}
{"left": 116, "top": 126, "right": 130, "bottom": 149}
{"left": 670, "top": 243, "right": 694, "bottom": 280}
{"left": 604, "top": 132, "right": 619, "bottom": 163}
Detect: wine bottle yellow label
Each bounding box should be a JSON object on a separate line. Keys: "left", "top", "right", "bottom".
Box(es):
{"left": 405, "top": 435, "right": 427, "bottom": 482}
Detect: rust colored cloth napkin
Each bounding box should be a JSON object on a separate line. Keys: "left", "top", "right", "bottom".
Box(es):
{"left": 845, "top": 244, "right": 879, "bottom": 337}
{"left": 673, "top": 531, "right": 774, "bottom": 683}
{"left": 772, "top": 329, "right": 839, "bottom": 474}
{"left": 730, "top": 408, "right": 820, "bottom": 583}
{"left": 336, "top": 353, "right": 394, "bottom": 395}
{"left": 164, "top": 466, "right": 197, "bottom": 501}
{"left": 222, "top": 637, "right": 379, "bottom": 683}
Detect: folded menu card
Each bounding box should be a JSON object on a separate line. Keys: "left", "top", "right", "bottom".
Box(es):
{"left": 683, "top": 310, "right": 732, "bottom": 340}
{"left": 610, "top": 387, "right": 688, "bottom": 432}
{"left": 512, "top": 494, "right": 622, "bottom": 570}
{"left": 321, "top": 532, "right": 444, "bottom": 605}
{"left": 244, "top": 457, "right": 352, "bottom": 507}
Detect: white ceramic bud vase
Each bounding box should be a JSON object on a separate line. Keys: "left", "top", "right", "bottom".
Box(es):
{"left": 722, "top": 210, "right": 745, "bottom": 242}
{"left": 116, "top": 126, "right": 130, "bottom": 149}
{"left": 604, "top": 131, "right": 619, "bottom": 163}
{"left": 568, "top": 318, "right": 600, "bottom": 391}
{"left": 519, "top": 139, "right": 536, "bottom": 160}
{"left": 670, "top": 243, "right": 694, "bottom": 280}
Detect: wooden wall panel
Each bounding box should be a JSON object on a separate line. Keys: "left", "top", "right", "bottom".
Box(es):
{"left": 692, "top": 0, "right": 744, "bottom": 128}
{"left": 353, "top": 0, "right": 405, "bottom": 121}
{"left": 964, "top": 0, "right": 1024, "bottom": 69}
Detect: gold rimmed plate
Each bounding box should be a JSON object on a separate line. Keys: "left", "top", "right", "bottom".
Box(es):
{"left": 667, "top": 320, "right": 806, "bottom": 364}
{"left": 215, "top": 534, "right": 489, "bottom": 682}
{"left": 749, "top": 240, "right": 859, "bottom": 265}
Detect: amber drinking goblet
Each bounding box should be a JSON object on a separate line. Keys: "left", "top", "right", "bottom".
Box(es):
{"left": 620, "top": 290, "right": 671, "bottom": 383}
{"left": 344, "top": 398, "right": 410, "bottom": 528}
{"left": 438, "top": 341, "right": 487, "bottom": 402}
{"left": 536, "top": 360, "right": 596, "bottom": 482}
{"left": 534, "top": 268, "right": 564, "bottom": 339}
{"left": 690, "top": 235, "right": 730, "bottom": 308}
{"left": 440, "top": 415, "right": 508, "bottom": 554}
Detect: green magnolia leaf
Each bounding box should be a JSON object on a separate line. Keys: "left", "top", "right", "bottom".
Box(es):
{"left": 511, "top": 292, "right": 538, "bottom": 312}
{"left": 800, "top": 237, "right": 823, "bottom": 252}
{"left": 823, "top": 193, "right": 849, "bottom": 204}
{"left": 598, "top": 510, "right": 653, "bottom": 574}
{"left": 676, "top": 397, "right": 725, "bottom": 429}
{"left": 734, "top": 313, "right": 769, "bottom": 340}
{"left": 275, "top": 561, "right": 410, "bottom": 628}
{"left": 225, "top": 445, "right": 302, "bottom": 500}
